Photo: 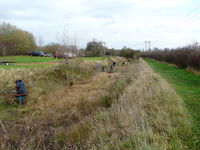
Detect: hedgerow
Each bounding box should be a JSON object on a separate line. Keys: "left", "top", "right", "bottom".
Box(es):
{"left": 142, "top": 45, "right": 200, "bottom": 70}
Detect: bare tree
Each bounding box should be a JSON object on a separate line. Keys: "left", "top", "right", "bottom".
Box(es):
{"left": 56, "top": 29, "right": 79, "bottom": 54}
{"left": 36, "top": 35, "right": 44, "bottom": 48}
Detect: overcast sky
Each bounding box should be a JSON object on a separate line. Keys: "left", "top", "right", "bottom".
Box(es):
{"left": 0, "top": 0, "right": 200, "bottom": 49}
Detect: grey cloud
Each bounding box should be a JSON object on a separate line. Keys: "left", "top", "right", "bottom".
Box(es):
{"left": 0, "top": 0, "right": 197, "bottom": 49}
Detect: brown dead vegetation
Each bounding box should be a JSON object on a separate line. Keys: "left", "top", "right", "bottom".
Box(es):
{"left": 0, "top": 57, "right": 127, "bottom": 149}
{"left": 0, "top": 58, "right": 195, "bottom": 150}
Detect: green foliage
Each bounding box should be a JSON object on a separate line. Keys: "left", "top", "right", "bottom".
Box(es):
{"left": 105, "top": 48, "right": 120, "bottom": 56}
{"left": 145, "top": 58, "right": 200, "bottom": 149}
{"left": 85, "top": 40, "right": 105, "bottom": 57}
{"left": 41, "top": 43, "right": 60, "bottom": 54}
{"left": 0, "top": 22, "right": 37, "bottom": 56}
{"left": 119, "top": 47, "right": 140, "bottom": 59}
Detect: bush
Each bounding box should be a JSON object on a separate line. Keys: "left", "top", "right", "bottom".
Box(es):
{"left": 119, "top": 47, "right": 140, "bottom": 59}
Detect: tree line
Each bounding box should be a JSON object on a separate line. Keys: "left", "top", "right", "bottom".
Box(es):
{"left": 0, "top": 22, "right": 140, "bottom": 59}
{"left": 40, "top": 39, "right": 140, "bottom": 59}
{"left": 84, "top": 40, "right": 140, "bottom": 59}
{"left": 142, "top": 43, "right": 200, "bottom": 70}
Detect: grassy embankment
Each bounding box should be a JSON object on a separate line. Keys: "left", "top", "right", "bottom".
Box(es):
{"left": 0, "top": 58, "right": 196, "bottom": 149}
{"left": 75, "top": 59, "right": 195, "bottom": 150}
{"left": 145, "top": 58, "right": 200, "bottom": 148}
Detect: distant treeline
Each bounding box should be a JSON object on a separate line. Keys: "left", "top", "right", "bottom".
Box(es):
{"left": 37, "top": 39, "right": 141, "bottom": 59}
{"left": 142, "top": 44, "right": 200, "bottom": 70}
{"left": 0, "top": 22, "right": 140, "bottom": 59}
{"left": 0, "top": 22, "right": 37, "bottom": 56}
{"left": 85, "top": 40, "right": 140, "bottom": 59}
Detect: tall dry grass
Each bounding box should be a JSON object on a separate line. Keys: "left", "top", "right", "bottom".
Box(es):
{"left": 66, "top": 60, "right": 195, "bottom": 150}
{"left": 0, "top": 57, "right": 123, "bottom": 104}
{"left": 0, "top": 58, "right": 194, "bottom": 150}
{"left": 0, "top": 57, "right": 126, "bottom": 149}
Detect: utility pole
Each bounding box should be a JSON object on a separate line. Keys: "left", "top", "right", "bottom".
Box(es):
{"left": 195, "top": 42, "right": 199, "bottom": 50}
{"left": 148, "top": 41, "right": 151, "bottom": 51}
{"left": 144, "top": 41, "right": 151, "bottom": 51}
{"left": 144, "top": 41, "right": 147, "bottom": 51}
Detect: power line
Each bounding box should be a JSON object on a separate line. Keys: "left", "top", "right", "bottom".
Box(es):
{"left": 167, "top": 2, "right": 200, "bottom": 31}
{"left": 173, "top": 4, "right": 200, "bottom": 26}
{"left": 144, "top": 41, "right": 151, "bottom": 51}
{"left": 171, "top": 9, "right": 200, "bottom": 30}
{"left": 180, "top": 12, "right": 200, "bottom": 27}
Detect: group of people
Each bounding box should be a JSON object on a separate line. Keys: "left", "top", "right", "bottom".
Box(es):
{"left": 95, "top": 61, "right": 117, "bottom": 73}
{"left": 95, "top": 61, "right": 126, "bottom": 73}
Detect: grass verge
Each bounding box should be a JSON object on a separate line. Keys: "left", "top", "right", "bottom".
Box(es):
{"left": 145, "top": 58, "right": 200, "bottom": 148}
{"left": 81, "top": 59, "right": 196, "bottom": 150}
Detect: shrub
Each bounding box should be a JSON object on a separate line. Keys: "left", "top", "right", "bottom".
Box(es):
{"left": 119, "top": 47, "right": 140, "bottom": 59}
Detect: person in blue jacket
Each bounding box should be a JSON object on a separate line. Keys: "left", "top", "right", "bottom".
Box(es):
{"left": 15, "top": 80, "right": 26, "bottom": 105}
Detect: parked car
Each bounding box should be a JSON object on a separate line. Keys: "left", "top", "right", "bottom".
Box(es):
{"left": 29, "top": 51, "right": 44, "bottom": 57}
{"left": 53, "top": 53, "right": 67, "bottom": 59}
{"left": 43, "top": 54, "right": 52, "bottom": 57}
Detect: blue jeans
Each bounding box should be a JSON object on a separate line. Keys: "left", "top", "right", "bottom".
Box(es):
{"left": 16, "top": 96, "right": 25, "bottom": 105}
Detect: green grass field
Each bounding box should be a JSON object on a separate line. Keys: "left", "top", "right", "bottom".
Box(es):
{"left": 145, "top": 58, "right": 200, "bottom": 146}
{"left": 0, "top": 56, "right": 57, "bottom": 63}
{"left": 0, "top": 64, "right": 55, "bottom": 69}
{"left": 0, "top": 56, "right": 107, "bottom": 68}
{"left": 0, "top": 56, "right": 58, "bottom": 68}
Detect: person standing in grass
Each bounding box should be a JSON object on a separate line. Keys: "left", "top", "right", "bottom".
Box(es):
{"left": 15, "top": 80, "right": 26, "bottom": 105}
{"left": 109, "top": 65, "right": 114, "bottom": 73}
{"left": 113, "top": 61, "right": 116, "bottom": 67}
{"left": 95, "top": 63, "right": 100, "bottom": 71}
